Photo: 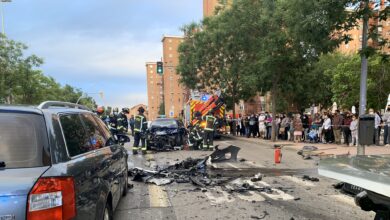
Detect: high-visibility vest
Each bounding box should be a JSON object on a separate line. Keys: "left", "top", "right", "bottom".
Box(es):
{"left": 205, "top": 115, "right": 216, "bottom": 131}
{"left": 134, "top": 115, "right": 145, "bottom": 132}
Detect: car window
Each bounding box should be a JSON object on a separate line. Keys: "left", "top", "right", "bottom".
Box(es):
{"left": 81, "top": 113, "right": 113, "bottom": 148}
{"left": 60, "top": 114, "right": 92, "bottom": 157}
{"left": 0, "top": 112, "right": 50, "bottom": 168}
{"left": 92, "top": 114, "right": 114, "bottom": 140}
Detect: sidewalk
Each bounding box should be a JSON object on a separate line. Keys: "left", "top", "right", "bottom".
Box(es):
{"left": 226, "top": 135, "right": 390, "bottom": 156}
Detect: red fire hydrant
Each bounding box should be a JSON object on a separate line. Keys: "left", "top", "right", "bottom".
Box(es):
{"left": 274, "top": 147, "right": 282, "bottom": 164}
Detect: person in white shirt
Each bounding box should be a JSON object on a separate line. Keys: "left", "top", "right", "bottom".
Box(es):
{"left": 258, "top": 113, "right": 266, "bottom": 139}
{"left": 370, "top": 108, "right": 382, "bottom": 146}
{"left": 350, "top": 114, "right": 358, "bottom": 146}
{"left": 322, "top": 114, "right": 332, "bottom": 143}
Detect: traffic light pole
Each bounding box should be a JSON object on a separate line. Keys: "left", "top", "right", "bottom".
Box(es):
{"left": 357, "top": 0, "right": 369, "bottom": 156}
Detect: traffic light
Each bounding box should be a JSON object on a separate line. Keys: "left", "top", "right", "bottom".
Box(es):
{"left": 157, "top": 61, "right": 163, "bottom": 75}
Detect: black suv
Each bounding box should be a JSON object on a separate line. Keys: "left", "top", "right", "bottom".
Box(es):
{"left": 0, "top": 101, "right": 129, "bottom": 220}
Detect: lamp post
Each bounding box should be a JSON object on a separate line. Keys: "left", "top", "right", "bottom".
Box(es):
{"left": 1, "top": 0, "right": 11, "bottom": 36}
{"left": 76, "top": 92, "right": 104, "bottom": 105}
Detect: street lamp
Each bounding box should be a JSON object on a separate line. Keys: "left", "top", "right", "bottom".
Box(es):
{"left": 1, "top": 0, "right": 11, "bottom": 36}
{"left": 76, "top": 92, "right": 104, "bottom": 104}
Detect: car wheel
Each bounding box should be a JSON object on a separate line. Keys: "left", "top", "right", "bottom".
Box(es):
{"left": 103, "top": 202, "right": 113, "bottom": 220}
{"left": 122, "top": 165, "right": 128, "bottom": 196}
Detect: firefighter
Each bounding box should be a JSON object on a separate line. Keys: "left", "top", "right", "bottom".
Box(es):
{"left": 133, "top": 106, "right": 148, "bottom": 155}
{"left": 203, "top": 112, "right": 216, "bottom": 151}
{"left": 96, "top": 106, "right": 106, "bottom": 121}
{"left": 117, "top": 108, "right": 129, "bottom": 134}
{"left": 108, "top": 107, "right": 119, "bottom": 135}
{"left": 188, "top": 123, "right": 203, "bottom": 150}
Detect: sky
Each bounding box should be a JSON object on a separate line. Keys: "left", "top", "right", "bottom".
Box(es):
{"left": 2, "top": 0, "right": 203, "bottom": 108}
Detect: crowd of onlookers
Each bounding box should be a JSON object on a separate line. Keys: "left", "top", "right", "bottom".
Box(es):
{"left": 225, "top": 107, "right": 390, "bottom": 146}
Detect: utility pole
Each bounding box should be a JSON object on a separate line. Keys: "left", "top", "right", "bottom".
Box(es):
{"left": 0, "top": 0, "right": 11, "bottom": 36}
{"left": 357, "top": 0, "right": 370, "bottom": 156}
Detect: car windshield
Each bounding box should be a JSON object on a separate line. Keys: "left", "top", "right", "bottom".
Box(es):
{"left": 150, "top": 119, "right": 178, "bottom": 128}
{"left": 0, "top": 112, "right": 50, "bottom": 169}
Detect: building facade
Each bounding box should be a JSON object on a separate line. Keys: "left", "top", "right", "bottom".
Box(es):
{"left": 162, "top": 35, "right": 189, "bottom": 118}
{"left": 145, "top": 62, "right": 164, "bottom": 121}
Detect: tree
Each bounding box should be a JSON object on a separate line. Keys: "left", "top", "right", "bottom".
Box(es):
{"left": 0, "top": 34, "right": 96, "bottom": 106}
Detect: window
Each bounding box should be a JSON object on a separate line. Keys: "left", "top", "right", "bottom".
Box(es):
{"left": 0, "top": 113, "right": 50, "bottom": 168}
{"left": 60, "top": 114, "right": 91, "bottom": 157}
{"left": 92, "top": 115, "right": 114, "bottom": 142}
{"left": 80, "top": 113, "right": 109, "bottom": 150}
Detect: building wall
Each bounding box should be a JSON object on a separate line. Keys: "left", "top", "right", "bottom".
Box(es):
{"left": 162, "top": 36, "right": 189, "bottom": 118}
{"left": 203, "top": 0, "right": 233, "bottom": 17}
{"left": 145, "top": 62, "right": 163, "bottom": 121}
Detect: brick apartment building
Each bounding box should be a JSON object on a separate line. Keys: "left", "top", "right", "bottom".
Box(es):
{"left": 162, "top": 36, "right": 189, "bottom": 118}
{"left": 338, "top": 0, "right": 390, "bottom": 54}
{"left": 145, "top": 62, "right": 163, "bottom": 121}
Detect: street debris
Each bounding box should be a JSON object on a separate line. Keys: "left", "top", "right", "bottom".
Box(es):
{"left": 251, "top": 173, "right": 263, "bottom": 182}
{"left": 302, "top": 175, "right": 319, "bottom": 182}
{"left": 250, "top": 211, "right": 269, "bottom": 219}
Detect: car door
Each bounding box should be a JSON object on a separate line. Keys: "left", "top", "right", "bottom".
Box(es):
{"left": 59, "top": 113, "right": 100, "bottom": 220}
{"left": 80, "top": 113, "right": 124, "bottom": 213}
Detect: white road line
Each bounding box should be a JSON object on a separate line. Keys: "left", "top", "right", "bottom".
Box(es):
{"left": 326, "top": 194, "right": 356, "bottom": 207}
{"left": 204, "top": 187, "right": 235, "bottom": 205}
{"left": 237, "top": 191, "right": 266, "bottom": 202}
{"left": 227, "top": 162, "right": 239, "bottom": 169}
{"left": 244, "top": 160, "right": 265, "bottom": 168}
{"left": 281, "top": 176, "right": 316, "bottom": 187}
{"left": 255, "top": 181, "right": 295, "bottom": 201}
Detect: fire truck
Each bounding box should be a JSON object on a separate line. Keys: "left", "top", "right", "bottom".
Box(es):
{"left": 184, "top": 92, "right": 226, "bottom": 132}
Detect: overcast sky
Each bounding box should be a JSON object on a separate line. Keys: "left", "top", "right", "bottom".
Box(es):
{"left": 3, "top": 0, "right": 202, "bottom": 108}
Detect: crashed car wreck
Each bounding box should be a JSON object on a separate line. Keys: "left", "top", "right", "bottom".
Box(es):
{"left": 128, "top": 145, "right": 316, "bottom": 197}
{"left": 147, "top": 118, "right": 187, "bottom": 150}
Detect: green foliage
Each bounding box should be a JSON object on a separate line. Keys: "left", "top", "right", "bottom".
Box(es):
{"left": 158, "top": 102, "right": 165, "bottom": 115}
{"left": 330, "top": 54, "right": 390, "bottom": 110}
{"left": 0, "top": 34, "right": 96, "bottom": 107}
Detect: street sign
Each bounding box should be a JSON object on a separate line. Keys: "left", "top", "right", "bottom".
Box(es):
{"left": 157, "top": 61, "right": 163, "bottom": 75}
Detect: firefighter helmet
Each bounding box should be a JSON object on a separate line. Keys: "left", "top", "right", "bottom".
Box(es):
{"left": 138, "top": 106, "right": 145, "bottom": 113}
{"left": 96, "top": 106, "right": 105, "bottom": 114}
{"left": 122, "top": 107, "right": 129, "bottom": 114}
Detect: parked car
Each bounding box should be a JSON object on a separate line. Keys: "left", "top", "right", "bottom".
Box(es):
{"left": 147, "top": 118, "right": 187, "bottom": 150}
{"left": 0, "top": 101, "right": 130, "bottom": 220}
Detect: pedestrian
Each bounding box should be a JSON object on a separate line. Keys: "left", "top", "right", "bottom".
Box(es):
{"left": 280, "top": 114, "right": 290, "bottom": 140}
{"left": 302, "top": 114, "right": 310, "bottom": 142}
{"left": 275, "top": 115, "right": 281, "bottom": 140}
{"left": 265, "top": 112, "right": 272, "bottom": 140}
{"left": 350, "top": 114, "right": 358, "bottom": 146}
{"left": 323, "top": 113, "right": 332, "bottom": 143}
{"left": 249, "top": 114, "right": 257, "bottom": 138}
{"left": 293, "top": 114, "right": 303, "bottom": 143}
{"left": 258, "top": 112, "right": 266, "bottom": 139}
{"left": 314, "top": 113, "right": 323, "bottom": 143}
{"left": 133, "top": 107, "right": 148, "bottom": 155}
{"left": 236, "top": 115, "right": 241, "bottom": 136}
{"left": 343, "top": 113, "right": 352, "bottom": 146}
{"left": 332, "top": 110, "right": 343, "bottom": 145}
{"left": 370, "top": 109, "right": 382, "bottom": 146}
{"left": 240, "top": 116, "right": 246, "bottom": 136}
{"left": 129, "top": 115, "right": 135, "bottom": 136}
{"left": 384, "top": 106, "right": 390, "bottom": 146}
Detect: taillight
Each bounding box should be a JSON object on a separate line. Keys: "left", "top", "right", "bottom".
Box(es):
{"left": 27, "top": 177, "right": 76, "bottom": 220}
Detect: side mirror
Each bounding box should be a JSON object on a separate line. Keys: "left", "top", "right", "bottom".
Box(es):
{"left": 116, "top": 134, "right": 130, "bottom": 144}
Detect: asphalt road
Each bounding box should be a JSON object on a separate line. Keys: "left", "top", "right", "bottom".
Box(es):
{"left": 114, "top": 136, "right": 375, "bottom": 220}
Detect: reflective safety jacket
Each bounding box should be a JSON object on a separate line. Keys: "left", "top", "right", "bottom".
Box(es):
{"left": 117, "top": 112, "right": 128, "bottom": 133}
{"left": 205, "top": 115, "right": 216, "bottom": 131}
{"left": 134, "top": 114, "right": 147, "bottom": 133}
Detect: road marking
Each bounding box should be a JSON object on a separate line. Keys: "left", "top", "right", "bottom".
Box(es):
{"left": 244, "top": 160, "right": 265, "bottom": 168}
{"left": 254, "top": 181, "right": 295, "bottom": 201}
{"left": 227, "top": 162, "right": 239, "bottom": 169}
{"left": 148, "top": 184, "right": 171, "bottom": 208}
{"left": 204, "top": 187, "right": 235, "bottom": 205}
{"left": 281, "top": 176, "right": 315, "bottom": 187}
{"left": 327, "top": 194, "right": 356, "bottom": 207}
{"left": 237, "top": 191, "right": 266, "bottom": 202}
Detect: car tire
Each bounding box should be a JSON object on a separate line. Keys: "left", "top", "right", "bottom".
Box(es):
{"left": 122, "top": 165, "right": 128, "bottom": 197}
{"left": 103, "top": 201, "right": 113, "bottom": 220}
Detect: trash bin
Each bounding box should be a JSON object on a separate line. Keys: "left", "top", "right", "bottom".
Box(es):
{"left": 358, "top": 114, "right": 375, "bottom": 145}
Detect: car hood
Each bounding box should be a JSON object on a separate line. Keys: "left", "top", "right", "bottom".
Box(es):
{"left": 149, "top": 127, "right": 178, "bottom": 133}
